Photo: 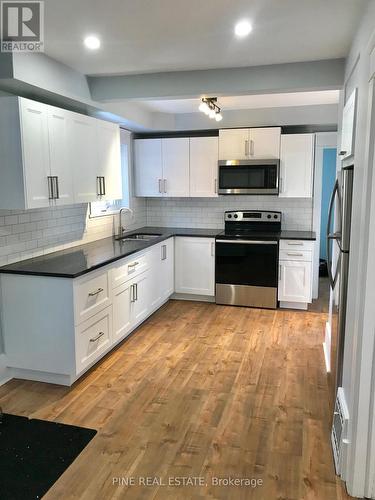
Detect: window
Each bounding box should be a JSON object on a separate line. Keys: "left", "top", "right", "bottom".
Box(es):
{"left": 90, "top": 134, "right": 131, "bottom": 218}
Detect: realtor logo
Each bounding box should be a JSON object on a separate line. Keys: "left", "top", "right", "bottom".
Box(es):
{"left": 1, "top": 1, "right": 44, "bottom": 52}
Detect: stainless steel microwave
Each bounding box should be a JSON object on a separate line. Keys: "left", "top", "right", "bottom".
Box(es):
{"left": 218, "top": 159, "right": 279, "bottom": 195}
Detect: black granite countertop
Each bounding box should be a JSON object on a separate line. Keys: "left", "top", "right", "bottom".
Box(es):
{"left": 0, "top": 226, "right": 315, "bottom": 279}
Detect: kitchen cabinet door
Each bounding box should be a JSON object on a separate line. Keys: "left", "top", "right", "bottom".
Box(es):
{"left": 190, "top": 137, "right": 218, "bottom": 197}
{"left": 19, "top": 98, "right": 51, "bottom": 209}
{"left": 70, "top": 114, "right": 99, "bottom": 203}
{"left": 113, "top": 280, "right": 132, "bottom": 343}
{"left": 175, "top": 237, "right": 215, "bottom": 296}
{"left": 249, "top": 127, "right": 281, "bottom": 159}
{"left": 340, "top": 89, "right": 356, "bottom": 159}
{"left": 96, "top": 120, "right": 122, "bottom": 200}
{"left": 132, "top": 271, "right": 151, "bottom": 325}
{"left": 47, "top": 105, "right": 74, "bottom": 206}
{"left": 279, "top": 134, "right": 314, "bottom": 198}
{"left": 134, "top": 139, "right": 163, "bottom": 197}
{"left": 278, "top": 260, "right": 312, "bottom": 303}
{"left": 162, "top": 138, "right": 190, "bottom": 197}
{"left": 218, "top": 129, "right": 249, "bottom": 160}
{"left": 160, "top": 238, "right": 174, "bottom": 300}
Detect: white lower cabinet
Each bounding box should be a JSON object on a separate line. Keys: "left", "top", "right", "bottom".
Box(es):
{"left": 1, "top": 239, "right": 176, "bottom": 386}
{"left": 174, "top": 237, "right": 215, "bottom": 296}
{"left": 278, "top": 240, "right": 314, "bottom": 309}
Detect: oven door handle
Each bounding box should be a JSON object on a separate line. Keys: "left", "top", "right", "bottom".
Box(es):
{"left": 216, "top": 240, "right": 278, "bottom": 245}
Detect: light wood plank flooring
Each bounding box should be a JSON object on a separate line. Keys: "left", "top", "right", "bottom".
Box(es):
{"left": 0, "top": 300, "right": 353, "bottom": 499}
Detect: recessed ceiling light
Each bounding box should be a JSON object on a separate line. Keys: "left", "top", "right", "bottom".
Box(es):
{"left": 234, "top": 20, "right": 252, "bottom": 38}
{"left": 84, "top": 35, "right": 101, "bottom": 50}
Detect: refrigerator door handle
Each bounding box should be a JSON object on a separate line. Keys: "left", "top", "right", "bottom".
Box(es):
{"left": 326, "top": 179, "right": 342, "bottom": 289}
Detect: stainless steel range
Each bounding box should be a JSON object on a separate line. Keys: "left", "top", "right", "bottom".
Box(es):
{"left": 215, "top": 210, "right": 281, "bottom": 309}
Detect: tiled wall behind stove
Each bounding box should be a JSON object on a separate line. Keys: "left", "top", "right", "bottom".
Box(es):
{"left": 0, "top": 197, "right": 147, "bottom": 266}
{"left": 146, "top": 197, "right": 313, "bottom": 230}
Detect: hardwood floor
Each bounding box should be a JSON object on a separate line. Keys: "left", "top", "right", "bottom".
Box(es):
{"left": 0, "top": 300, "right": 353, "bottom": 499}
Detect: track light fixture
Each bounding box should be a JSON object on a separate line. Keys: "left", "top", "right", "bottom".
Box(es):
{"left": 199, "top": 97, "right": 222, "bottom": 121}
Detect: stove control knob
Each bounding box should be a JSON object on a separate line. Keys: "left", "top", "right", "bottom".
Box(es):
{"left": 234, "top": 214, "right": 238, "bottom": 219}
{"left": 267, "top": 214, "right": 272, "bottom": 219}
{"left": 274, "top": 215, "right": 278, "bottom": 219}
{"left": 227, "top": 214, "right": 232, "bottom": 219}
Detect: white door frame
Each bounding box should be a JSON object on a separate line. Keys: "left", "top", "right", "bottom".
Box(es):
{"left": 312, "top": 132, "right": 338, "bottom": 299}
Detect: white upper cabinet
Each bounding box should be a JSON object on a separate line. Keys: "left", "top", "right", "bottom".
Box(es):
{"left": 249, "top": 127, "right": 281, "bottom": 159}
{"left": 19, "top": 98, "right": 51, "bottom": 209}
{"left": 134, "top": 139, "right": 163, "bottom": 197}
{"left": 340, "top": 89, "right": 356, "bottom": 160}
{"left": 70, "top": 114, "right": 99, "bottom": 203}
{"left": 279, "top": 133, "right": 314, "bottom": 198}
{"left": 0, "top": 96, "right": 122, "bottom": 209}
{"left": 190, "top": 137, "right": 218, "bottom": 197}
{"left": 162, "top": 138, "right": 190, "bottom": 197}
{"left": 218, "top": 127, "right": 281, "bottom": 160}
{"left": 47, "top": 105, "right": 74, "bottom": 206}
{"left": 96, "top": 120, "right": 122, "bottom": 200}
{"left": 218, "top": 129, "right": 249, "bottom": 160}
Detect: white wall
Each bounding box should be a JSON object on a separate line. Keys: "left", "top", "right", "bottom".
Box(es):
{"left": 146, "top": 196, "right": 313, "bottom": 231}
{"left": 334, "top": 2, "right": 375, "bottom": 497}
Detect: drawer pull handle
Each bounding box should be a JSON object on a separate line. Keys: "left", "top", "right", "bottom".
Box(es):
{"left": 90, "top": 331, "right": 105, "bottom": 342}
{"left": 287, "top": 242, "right": 304, "bottom": 246}
{"left": 286, "top": 252, "right": 304, "bottom": 256}
{"left": 128, "top": 261, "right": 139, "bottom": 268}
{"left": 88, "top": 287, "right": 104, "bottom": 297}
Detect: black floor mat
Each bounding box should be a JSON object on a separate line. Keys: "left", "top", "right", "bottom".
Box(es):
{"left": 0, "top": 413, "right": 97, "bottom": 500}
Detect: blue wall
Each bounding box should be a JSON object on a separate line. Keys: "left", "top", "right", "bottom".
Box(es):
{"left": 320, "top": 148, "right": 337, "bottom": 260}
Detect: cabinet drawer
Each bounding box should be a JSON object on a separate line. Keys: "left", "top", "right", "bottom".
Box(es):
{"left": 74, "top": 270, "right": 111, "bottom": 325}
{"left": 280, "top": 239, "right": 314, "bottom": 251}
{"left": 111, "top": 251, "right": 150, "bottom": 289}
{"left": 75, "top": 306, "right": 112, "bottom": 374}
{"left": 279, "top": 249, "right": 312, "bottom": 262}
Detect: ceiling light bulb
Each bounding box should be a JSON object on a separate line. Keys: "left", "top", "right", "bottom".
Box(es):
{"left": 215, "top": 113, "right": 223, "bottom": 122}
{"left": 84, "top": 35, "right": 101, "bottom": 50}
{"left": 234, "top": 20, "right": 252, "bottom": 38}
{"left": 199, "top": 102, "right": 209, "bottom": 113}
{"left": 208, "top": 108, "right": 216, "bottom": 119}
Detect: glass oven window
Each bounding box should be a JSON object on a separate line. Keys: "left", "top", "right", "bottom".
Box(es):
{"left": 219, "top": 164, "right": 278, "bottom": 189}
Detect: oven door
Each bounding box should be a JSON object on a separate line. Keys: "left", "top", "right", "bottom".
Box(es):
{"left": 215, "top": 239, "right": 279, "bottom": 308}
{"left": 218, "top": 160, "right": 279, "bottom": 195}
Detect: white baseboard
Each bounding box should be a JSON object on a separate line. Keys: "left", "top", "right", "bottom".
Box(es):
{"left": 171, "top": 293, "right": 215, "bottom": 303}
{"left": 0, "top": 354, "right": 12, "bottom": 386}
{"left": 279, "top": 301, "right": 308, "bottom": 310}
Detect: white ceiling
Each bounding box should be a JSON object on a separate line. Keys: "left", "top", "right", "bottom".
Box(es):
{"left": 137, "top": 90, "right": 340, "bottom": 114}
{"left": 43, "top": 0, "right": 367, "bottom": 76}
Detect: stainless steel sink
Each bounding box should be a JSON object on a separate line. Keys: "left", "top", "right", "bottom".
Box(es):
{"left": 116, "top": 233, "right": 162, "bottom": 241}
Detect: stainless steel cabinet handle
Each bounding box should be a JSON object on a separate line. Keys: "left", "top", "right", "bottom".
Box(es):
{"left": 158, "top": 179, "right": 162, "bottom": 193}
{"left": 279, "top": 177, "right": 283, "bottom": 193}
{"left": 53, "top": 176, "right": 59, "bottom": 200}
{"left": 130, "top": 284, "right": 136, "bottom": 302}
{"left": 96, "top": 176, "right": 102, "bottom": 196}
{"left": 90, "top": 331, "right": 105, "bottom": 342}
{"left": 286, "top": 252, "right": 304, "bottom": 256}
{"left": 128, "top": 261, "right": 139, "bottom": 268}
{"left": 245, "top": 140, "right": 249, "bottom": 157}
{"left": 211, "top": 242, "right": 215, "bottom": 256}
{"left": 134, "top": 283, "right": 138, "bottom": 301}
{"left": 250, "top": 139, "right": 254, "bottom": 156}
{"left": 88, "top": 287, "right": 104, "bottom": 297}
{"left": 101, "top": 176, "right": 106, "bottom": 196}
{"left": 161, "top": 245, "right": 167, "bottom": 260}
{"left": 164, "top": 179, "right": 167, "bottom": 194}
{"left": 47, "top": 176, "right": 54, "bottom": 200}
{"left": 279, "top": 265, "right": 282, "bottom": 281}
{"left": 287, "top": 242, "right": 303, "bottom": 246}
{"left": 214, "top": 178, "right": 218, "bottom": 194}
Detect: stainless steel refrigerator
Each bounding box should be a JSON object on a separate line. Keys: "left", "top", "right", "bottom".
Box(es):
{"left": 326, "top": 165, "right": 354, "bottom": 407}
